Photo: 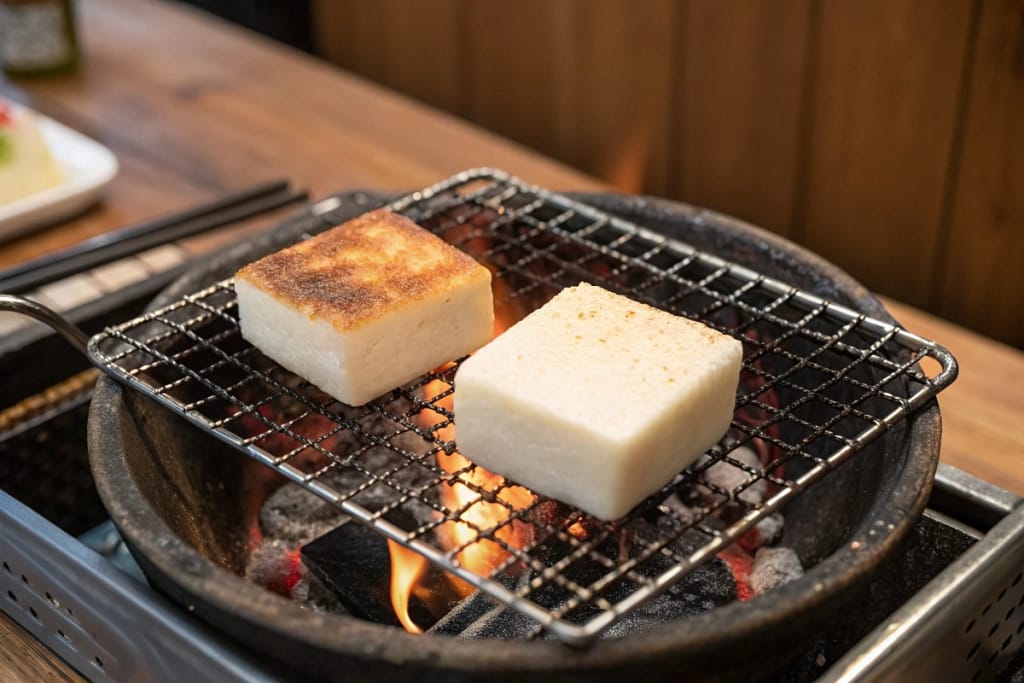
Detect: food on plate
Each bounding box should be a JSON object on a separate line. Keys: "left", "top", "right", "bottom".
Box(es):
{"left": 234, "top": 209, "right": 493, "bottom": 406}
{"left": 454, "top": 282, "right": 742, "bottom": 520}
{"left": 0, "top": 99, "right": 64, "bottom": 205}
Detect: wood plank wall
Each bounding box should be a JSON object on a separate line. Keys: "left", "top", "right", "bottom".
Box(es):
{"left": 313, "top": 0, "right": 1024, "bottom": 349}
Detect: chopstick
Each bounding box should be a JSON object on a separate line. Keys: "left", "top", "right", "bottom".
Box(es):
{"left": 0, "top": 179, "right": 308, "bottom": 295}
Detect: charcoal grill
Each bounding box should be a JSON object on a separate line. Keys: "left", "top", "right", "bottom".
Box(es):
{"left": 2, "top": 169, "right": 956, "bottom": 648}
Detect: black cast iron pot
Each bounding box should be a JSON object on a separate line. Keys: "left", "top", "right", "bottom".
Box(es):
{"left": 88, "top": 191, "right": 941, "bottom": 682}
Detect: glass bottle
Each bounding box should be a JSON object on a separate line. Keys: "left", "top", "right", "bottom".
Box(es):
{"left": 0, "top": 0, "right": 79, "bottom": 77}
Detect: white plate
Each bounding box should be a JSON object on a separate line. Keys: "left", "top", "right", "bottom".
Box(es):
{"left": 0, "top": 103, "right": 118, "bottom": 240}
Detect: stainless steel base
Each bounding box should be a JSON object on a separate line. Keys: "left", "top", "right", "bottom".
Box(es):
{"left": 823, "top": 464, "right": 1024, "bottom": 683}
{"left": 0, "top": 489, "right": 275, "bottom": 683}
{"left": 3, "top": 462, "right": 1022, "bottom": 682}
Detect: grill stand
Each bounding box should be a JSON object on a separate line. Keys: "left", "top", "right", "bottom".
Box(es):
{"left": 80, "top": 169, "right": 957, "bottom": 643}
{"left": 1, "top": 463, "right": 1021, "bottom": 682}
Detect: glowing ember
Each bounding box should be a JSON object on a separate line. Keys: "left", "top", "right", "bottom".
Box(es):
{"left": 280, "top": 548, "right": 304, "bottom": 595}
{"left": 567, "top": 520, "right": 589, "bottom": 539}
{"left": 718, "top": 546, "right": 754, "bottom": 601}
{"left": 247, "top": 545, "right": 305, "bottom": 599}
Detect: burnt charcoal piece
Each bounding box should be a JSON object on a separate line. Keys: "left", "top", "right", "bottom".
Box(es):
{"left": 301, "top": 520, "right": 405, "bottom": 626}
{"left": 444, "top": 573, "right": 545, "bottom": 640}
{"left": 526, "top": 540, "right": 614, "bottom": 613}
{"left": 523, "top": 511, "right": 737, "bottom": 614}
{"left": 668, "top": 557, "right": 737, "bottom": 606}
{"left": 301, "top": 516, "right": 462, "bottom": 628}
{"left": 426, "top": 590, "right": 505, "bottom": 636}
{"left": 438, "top": 553, "right": 738, "bottom": 640}
{"left": 523, "top": 515, "right": 736, "bottom": 632}
{"left": 601, "top": 593, "right": 716, "bottom": 639}
{"left": 431, "top": 592, "right": 546, "bottom": 640}
{"left": 458, "top": 604, "right": 541, "bottom": 640}
{"left": 426, "top": 574, "right": 524, "bottom": 637}
{"left": 598, "top": 557, "right": 736, "bottom": 638}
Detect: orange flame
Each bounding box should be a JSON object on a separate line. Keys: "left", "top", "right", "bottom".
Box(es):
{"left": 435, "top": 444, "right": 536, "bottom": 577}
{"left": 387, "top": 540, "right": 427, "bottom": 633}
{"left": 387, "top": 297, "right": 536, "bottom": 631}
{"left": 419, "top": 372, "right": 535, "bottom": 579}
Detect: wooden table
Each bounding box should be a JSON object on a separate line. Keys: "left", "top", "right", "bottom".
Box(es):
{"left": 1, "top": 1, "right": 1021, "bottom": 680}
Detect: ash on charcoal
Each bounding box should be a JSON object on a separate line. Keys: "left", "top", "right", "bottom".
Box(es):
{"left": 305, "top": 411, "right": 442, "bottom": 524}
{"left": 246, "top": 538, "right": 294, "bottom": 587}
{"left": 628, "top": 514, "right": 721, "bottom": 559}
{"left": 244, "top": 538, "right": 344, "bottom": 613}
{"left": 737, "top": 512, "right": 786, "bottom": 554}
{"left": 260, "top": 481, "right": 350, "bottom": 545}
{"left": 750, "top": 546, "right": 803, "bottom": 596}
{"left": 430, "top": 574, "right": 545, "bottom": 640}
{"left": 659, "top": 493, "right": 696, "bottom": 525}
{"left": 253, "top": 386, "right": 437, "bottom": 534}
{"left": 315, "top": 442, "right": 439, "bottom": 525}
{"left": 752, "top": 513, "right": 785, "bottom": 546}
{"left": 701, "top": 446, "right": 766, "bottom": 505}
{"left": 427, "top": 591, "right": 504, "bottom": 637}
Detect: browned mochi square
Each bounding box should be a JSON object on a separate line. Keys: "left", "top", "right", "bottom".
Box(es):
{"left": 234, "top": 209, "right": 493, "bottom": 406}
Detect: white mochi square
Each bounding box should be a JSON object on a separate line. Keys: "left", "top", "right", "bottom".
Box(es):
{"left": 454, "top": 282, "right": 742, "bottom": 520}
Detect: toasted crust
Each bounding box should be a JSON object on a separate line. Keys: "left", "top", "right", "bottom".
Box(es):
{"left": 235, "top": 209, "right": 490, "bottom": 331}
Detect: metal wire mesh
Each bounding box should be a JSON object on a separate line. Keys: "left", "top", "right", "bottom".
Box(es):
{"left": 87, "top": 169, "right": 957, "bottom": 644}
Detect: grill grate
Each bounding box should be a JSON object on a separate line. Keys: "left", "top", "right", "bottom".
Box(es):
{"left": 87, "top": 169, "right": 957, "bottom": 644}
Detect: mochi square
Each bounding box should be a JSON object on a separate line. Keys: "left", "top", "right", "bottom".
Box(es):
{"left": 454, "top": 282, "right": 742, "bottom": 520}
{"left": 235, "top": 209, "right": 493, "bottom": 406}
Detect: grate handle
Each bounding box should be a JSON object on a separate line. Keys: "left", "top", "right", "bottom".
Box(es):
{"left": 0, "top": 294, "right": 89, "bottom": 354}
